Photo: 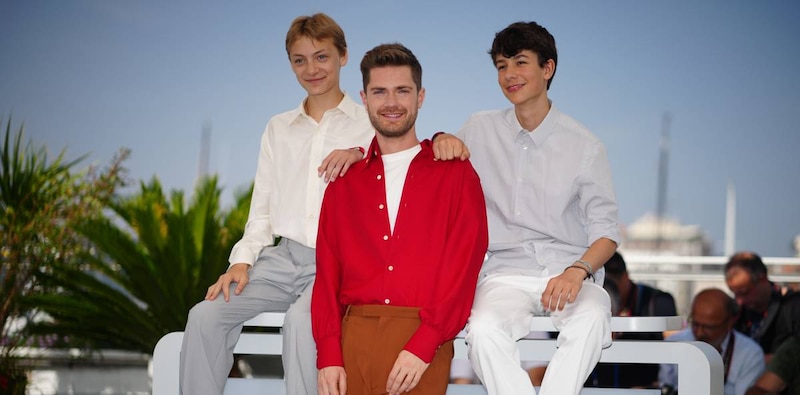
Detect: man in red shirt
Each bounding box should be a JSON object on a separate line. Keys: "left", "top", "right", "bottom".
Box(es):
{"left": 311, "top": 43, "right": 489, "bottom": 395}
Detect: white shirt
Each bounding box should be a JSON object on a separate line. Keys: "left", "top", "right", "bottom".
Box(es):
{"left": 228, "top": 94, "right": 374, "bottom": 266}
{"left": 659, "top": 328, "right": 765, "bottom": 395}
{"left": 382, "top": 144, "right": 421, "bottom": 233}
{"left": 456, "top": 104, "right": 620, "bottom": 280}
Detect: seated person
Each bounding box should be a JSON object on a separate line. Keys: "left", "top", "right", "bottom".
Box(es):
{"left": 660, "top": 288, "right": 764, "bottom": 395}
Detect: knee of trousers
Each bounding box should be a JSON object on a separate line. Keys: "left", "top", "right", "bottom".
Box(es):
{"left": 465, "top": 320, "right": 513, "bottom": 352}
{"left": 186, "top": 300, "right": 224, "bottom": 330}
{"left": 283, "top": 307, "right": 310, "bottom": 332}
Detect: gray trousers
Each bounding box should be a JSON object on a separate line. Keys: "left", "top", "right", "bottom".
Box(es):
{"left": 180, "top": 238, "right": 317, "bottom": 395}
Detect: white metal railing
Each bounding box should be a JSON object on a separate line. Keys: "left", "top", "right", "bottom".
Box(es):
{"left": 622, "top": 255, "right": 800, "bottom": 283}
{"left": 618, "top": 255, "right": 800, "bottom": 317}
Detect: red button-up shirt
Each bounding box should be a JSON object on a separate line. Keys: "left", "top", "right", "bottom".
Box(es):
{"left": 312, "top": 137, "right": 488, "bottom": 368}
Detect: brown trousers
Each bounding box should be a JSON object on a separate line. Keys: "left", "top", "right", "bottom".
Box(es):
{"left": 342, "top": 305, "right": 454, "bottom": 395}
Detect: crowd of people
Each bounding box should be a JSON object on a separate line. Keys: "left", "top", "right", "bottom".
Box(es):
{"left": 175, "top": 11, "right": 799, "bottom": 395}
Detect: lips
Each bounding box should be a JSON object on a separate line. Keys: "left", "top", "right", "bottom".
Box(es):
{"left": 506, "top": 83, "right": 524, "bottom": 92}
{"left": 380, "top": 108, "right": 405, "bottom": 119}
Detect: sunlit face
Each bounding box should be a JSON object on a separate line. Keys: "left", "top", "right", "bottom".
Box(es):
{"left": 725, "top": 267, "right": 769, "bottom": 312}
{"left": 288, "top": 37, "right": 347, "bottom": 98}
{"left": 689, "top": 300, "right": 733, "bottom": 350}
{"left": 494, "top": 50, "right": 553, "bottom": 107}
{"left": 360, "top": 66, "right": 424, "bottom": 139}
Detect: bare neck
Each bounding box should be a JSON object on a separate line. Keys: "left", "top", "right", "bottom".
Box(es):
{"left": 377, "top": 129, "right": 420, "bottom": 155}
{"left": 305, "top": 90, "right": 345, "bottom": 122}
{"left": 515, "top": 96, "right": 551, "bottom": 132}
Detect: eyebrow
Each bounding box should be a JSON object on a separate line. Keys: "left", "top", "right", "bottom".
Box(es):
{"left": 291, "top": 48, "right": 328, "bottom": 59}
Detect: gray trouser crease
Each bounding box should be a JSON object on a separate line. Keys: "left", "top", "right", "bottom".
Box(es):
{"left": 179, "top": 238, "right": 317, "bottom": 395}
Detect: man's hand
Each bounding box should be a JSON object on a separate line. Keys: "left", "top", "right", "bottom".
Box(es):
{"left": 541, "top": 266, "right": 586, "bottom": 311}
{"left": 205, "top": 263, "right": 250, "bottom": 302}
{"left": 318, "top": 148, "right": 364, "bottom": 183}
{"left": 318, "top": 366, "right": 347, "bottom": 395}
{"left": 386, "top": 350, "right": 429, "bottom": 395}
{"left": 432, "top": 133, "right": 470, "bottom": 161}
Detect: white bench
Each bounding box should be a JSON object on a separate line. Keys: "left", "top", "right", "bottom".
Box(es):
{"left": 152, "top": 313, "right": 722, "bottom": 395}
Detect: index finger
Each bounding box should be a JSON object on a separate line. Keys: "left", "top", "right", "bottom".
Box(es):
{"left": 459, "top": 146, "right": 471, "bottom": 160}
{"left": 221, "top": 277, "right": 232, "bottom": 302}
{"left": 337, "top": 373, "right": 346, "bottom": 395}
{"left": 386, "top": 365, "right": 404, "bottom": 394}
{"left": 540, "top": 281, "right": 554, "bottom": 310}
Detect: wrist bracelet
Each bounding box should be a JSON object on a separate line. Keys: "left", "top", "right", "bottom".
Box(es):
{"left": 564, "top": 265, "right": 593, "bottom": 281}
{"left": 575, "top": 259, "right": 594, "bottom": 274}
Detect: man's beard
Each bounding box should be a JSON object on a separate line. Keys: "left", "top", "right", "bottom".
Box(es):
{"left": 369, "top": 107, "right": 417, "bottom": 138}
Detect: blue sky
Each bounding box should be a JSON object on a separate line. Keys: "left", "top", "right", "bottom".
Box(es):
{"left": 2, "top": 1, "right": 798, "bottom": 257}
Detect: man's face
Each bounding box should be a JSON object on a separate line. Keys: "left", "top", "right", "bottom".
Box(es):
{"left": 360, "top": 66, "right": 424, "bottom": 138}
{"left": 726, "top": 267, "right": 768, "bottom": 312}
{"left": 494, "top": 49, "right": 553, "bottom": 107}
{"left": 689, "top": 301, "right": 733, "bottom": 350}
{"left": 288, "top": 37, "right": 346, "bottom": 98}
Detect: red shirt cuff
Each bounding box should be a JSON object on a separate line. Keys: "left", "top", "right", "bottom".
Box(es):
{"left": 316, "top": 335, "right": 344, "bottom": 369}
{"left": 403, "top": 323, "right": 444, "bottom": 363}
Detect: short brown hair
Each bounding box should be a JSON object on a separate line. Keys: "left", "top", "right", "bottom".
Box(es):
{"left": 360, "top": 43, "right": 422, "bottom": 91}
{"left": 285, "top": 13, "right": 347, "bottom": 58}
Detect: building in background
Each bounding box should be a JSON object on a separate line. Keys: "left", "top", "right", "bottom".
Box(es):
{"left": 619, "top": 213, "right": 714, "bottom": 316}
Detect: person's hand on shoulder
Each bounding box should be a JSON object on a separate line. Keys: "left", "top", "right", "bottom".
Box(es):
{"left": 432, "top": 133, "right": 470, "bottom": 161}
{"left": 318, "top": 148, "right": 364, "bottom": 183}
{"left": 205, "top": 263, "right": 250, "bottom": 302}
{"left": 386, "top": 350, "right": 429, "bottom": 395}
{"left": 318, "top": 366, "right": 347, "bottom": 395}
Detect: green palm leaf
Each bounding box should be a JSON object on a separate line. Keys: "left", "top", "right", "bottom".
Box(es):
{"left": 23, "top": 176, "right": 252, "bottom": 354}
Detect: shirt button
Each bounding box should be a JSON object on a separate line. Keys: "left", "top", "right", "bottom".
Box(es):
{"left": 377, "top": 175, "right": 382, "bottom": 180}
{"left": 523, "top": 145, "right": 528, "bottom": 150}
{"left": 384, "top": 298, "right": 390, "bottom": 304}
{"left": 383, "top": 235, "right": 389, "bottom": 240}
{"left": 388, "top": 266, "right": 394, "bottom": 271}
{"left": 379, "top": 204, "right": 385, "bottom": 210}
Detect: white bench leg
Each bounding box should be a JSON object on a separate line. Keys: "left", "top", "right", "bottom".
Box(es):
{"left": 152, "top": 332, "right": 183, "bottom": 395}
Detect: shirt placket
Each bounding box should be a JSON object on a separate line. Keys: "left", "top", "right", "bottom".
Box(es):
{"left": 513, "top": 131, "right": 530, "bottom": 219}
{"left": 374, "top": 169, "right": 394, "bottom": 305}
{"left": 306, "top": 118, "right": 327, "bottom": 244}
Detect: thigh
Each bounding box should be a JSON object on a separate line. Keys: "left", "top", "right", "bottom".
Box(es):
{"left": 550, "top": 282, "right": 611, "bottom": 328}
{"left": 284, "top": 279, "right": 314, "bottom": 321}
{"left": 213, "top": 241, "right": 306, "bottom": 317}
{"left": 468, "top": 274, "right": 542, "bottom": 340}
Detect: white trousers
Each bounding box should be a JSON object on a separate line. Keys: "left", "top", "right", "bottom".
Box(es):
{"left": 466, "top": 273, "right": 612, "bottom": 395}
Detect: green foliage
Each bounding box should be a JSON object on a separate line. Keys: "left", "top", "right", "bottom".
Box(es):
{"left": 1, "top": 118, "right": 127, "bottom": 380}
{"left": 23, "top": 176, "right": 253, "bottom": 354}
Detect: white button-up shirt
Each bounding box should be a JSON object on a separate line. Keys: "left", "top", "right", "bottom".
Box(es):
{"left": 228, "top": 94, "right": 374, "bottom": 266}
{"left": 457, "top": 104, "right": 620, "bottom": 280}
